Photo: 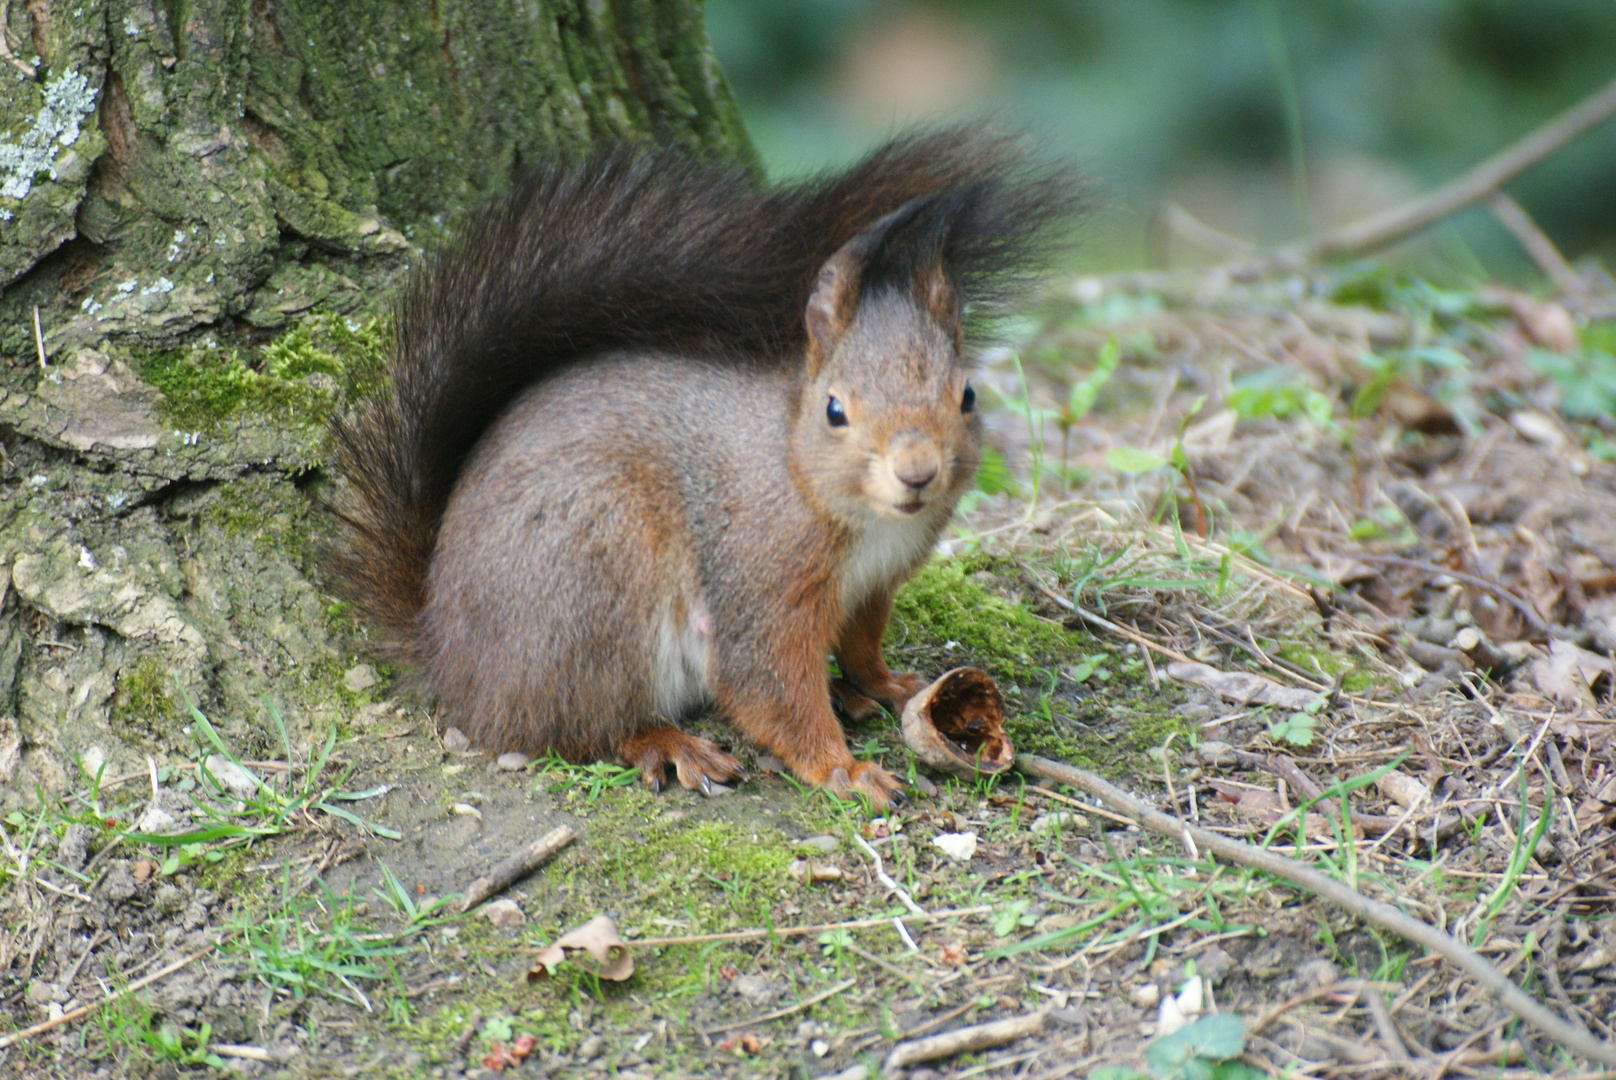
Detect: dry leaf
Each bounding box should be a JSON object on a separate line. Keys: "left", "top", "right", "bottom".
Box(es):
{"left": 1166, "top": 661, "right": 1320, "bottom": 710}
{"left": 1375, "top": 772, "right": 1429, "bottom": 811}
{"left": 1504, "top": 293, "right": 1579, "bottom": 354}
{"left": 788, "top": 858, "right": 843, "bottom": 884}
{"left": 1531, "top": 639, "right": 1611, "bottom": 709}
{"left": 526, "top": 915, "right": 633, "bottom": 982}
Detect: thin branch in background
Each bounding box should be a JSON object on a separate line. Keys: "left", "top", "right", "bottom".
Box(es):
{"left": 1290, "top": 72, "right": 1616, "bottom": 264}
{"left": 1486, "top": 190, "right": 1586, "bottom": 297}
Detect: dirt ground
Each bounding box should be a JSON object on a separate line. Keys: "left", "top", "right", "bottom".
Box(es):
{"left": 4, "top": 267, "right": 1616, "bottom": 1078}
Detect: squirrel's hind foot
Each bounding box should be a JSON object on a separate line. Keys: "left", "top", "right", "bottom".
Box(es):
{"left": 831, "top": 671, "right": 925, "bottom": 721}
{"left": 824, "top": 761, "right": 905, "bottom": 810}
{"left": 620, "top": 726, "right": 746, "bottom": 796}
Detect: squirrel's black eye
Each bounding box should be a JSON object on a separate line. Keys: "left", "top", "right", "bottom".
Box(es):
{"left": 961, "top": 383, "right": 976, "bottom": 414}
{"left": 826, "top": 396, "right": 848, "bottom": 427}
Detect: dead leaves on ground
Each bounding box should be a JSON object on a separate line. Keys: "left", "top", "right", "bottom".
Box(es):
{"left": 526, "top": 915, "right": 634, "bottom": 983}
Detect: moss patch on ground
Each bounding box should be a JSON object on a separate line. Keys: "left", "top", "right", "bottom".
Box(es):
{"left": 890, "top": 556, "right": 1193, "bottom": 778}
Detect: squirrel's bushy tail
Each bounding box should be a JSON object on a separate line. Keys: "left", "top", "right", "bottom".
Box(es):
{"left": 329, "top": 128, "right": 1079, "bottom": 661}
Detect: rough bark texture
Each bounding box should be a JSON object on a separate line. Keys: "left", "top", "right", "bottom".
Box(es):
{"left": 0, "top": 0, "right": 750, "bottom": 805}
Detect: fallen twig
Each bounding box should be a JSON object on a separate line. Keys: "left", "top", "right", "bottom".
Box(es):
{"left": 456, "top": 824, "right": 575, "bottom": 912}
{"left": 702, "top": 977, "right": 856, "bottom": 1036}
{"left": 0, "top": 947, "right": 211, "bottom": 1049}
{"left": 1344, "top": 554, "right": 1551, "bottom": 636}
{"left": 1013, "top": 752, "right": 1616, "bottom": 1068}
{"left": 474, "top": 905, "right": 995, "bottom": 952}
{"left": 884, "top": 1009, "right": 1049, "bottom": 1071}
{"left": 853, "top": 833, "right": 926, "bottom": 917}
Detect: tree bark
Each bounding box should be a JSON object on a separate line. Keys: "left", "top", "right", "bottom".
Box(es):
{"left": 0, "top": 0, "right": 749, "bottom": 803}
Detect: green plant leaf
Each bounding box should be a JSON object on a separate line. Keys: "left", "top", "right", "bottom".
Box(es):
{"left": 1106, "top": 447, "right": 1171, "bottom": 474}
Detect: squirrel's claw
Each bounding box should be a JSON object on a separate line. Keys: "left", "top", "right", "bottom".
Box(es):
{"left": 621, "top": 725, "right": 745, "bottom": 797}
{"left": 823, "top": 760, "right": 903, "bottom": 811}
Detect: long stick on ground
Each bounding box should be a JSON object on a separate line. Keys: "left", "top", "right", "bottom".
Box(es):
{"left": 1014, "top": 752, "right": 1616, "bottom": 1068}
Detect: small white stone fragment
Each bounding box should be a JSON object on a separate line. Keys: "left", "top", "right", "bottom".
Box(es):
{"left": 205, "top": 754, "right": 260, "bottom": 798}
{"left": 931, "top": 831, "right": 978, "bottom": 862}
{"left": 1157, "top": 991, "right": 1188, "bottom": 1036}
{"left": 495, "top": 752, "right": 530, "bottom": 771}
{"left": 1129, "top": 983, "right": 1160, "bottom": 1008}
{"left": 133, "top": 805, "right": 176, "bottom": 833}
{"left": 451, "top": 802, "right": 482, "bottom": 820}
{"left": 1175, "top": 975, "right": 1204, "bottom": 1016}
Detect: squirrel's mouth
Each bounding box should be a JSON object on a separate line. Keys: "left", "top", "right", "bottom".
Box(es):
{"left": 896, "top": 501, "right": 926, "bottom": 516}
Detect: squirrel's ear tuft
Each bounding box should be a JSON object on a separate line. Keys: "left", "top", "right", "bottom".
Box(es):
{"left": 805, "top": 196, "right": 939, "bottom": 374}
{"left": 805, "top": 246, "right": 863, "bottom": 376}
{"left": 921, "top": 269, "right": 961, "bottom": 348}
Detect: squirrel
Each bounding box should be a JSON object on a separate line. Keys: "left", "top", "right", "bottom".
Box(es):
{"left": 328, "top": 128, "right": 1076, "bottom": 807}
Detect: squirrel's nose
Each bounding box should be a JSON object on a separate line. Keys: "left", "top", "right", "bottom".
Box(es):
{"left": 892, "top": 446, "right": 940, "bottom": 490}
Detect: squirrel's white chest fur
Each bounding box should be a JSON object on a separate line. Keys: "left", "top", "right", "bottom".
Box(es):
{"left": 839, "top": 515, "right": 938, "bottom": 614}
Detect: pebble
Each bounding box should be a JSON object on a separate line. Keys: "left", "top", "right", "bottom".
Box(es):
{"left": 442, "top": 727, "right": 471, "bottom": 752}
{"left": 496, "top": 752, "right": 531, "bottom": 771}
{"left": 342, "top": 664, "right": 378, "bottom": 692}
{"left": 797, "top": 834, "right": 839, "bottom": 854}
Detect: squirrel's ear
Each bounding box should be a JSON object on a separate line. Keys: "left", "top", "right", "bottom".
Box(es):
{"left": 805, "top": 243, "right": 866, "bottom": 375}
{"left": 921, "top": 268, "right": 962, "bottom": 350}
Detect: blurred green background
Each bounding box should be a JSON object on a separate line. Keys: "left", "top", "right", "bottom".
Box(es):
{"left": 705, "top": 0, "right": 1616, "bottom": 277}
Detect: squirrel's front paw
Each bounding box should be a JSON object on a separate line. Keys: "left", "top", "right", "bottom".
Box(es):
{"left": 823, "top": 761, "right": 905, "bottom": 810}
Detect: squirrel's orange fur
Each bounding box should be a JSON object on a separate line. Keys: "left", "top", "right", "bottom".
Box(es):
{"left": 329, "top": 129, "right": 1076, "bottom": 807}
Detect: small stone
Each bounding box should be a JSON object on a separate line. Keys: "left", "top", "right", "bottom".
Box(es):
{"left": 1129, "top": 983, "right": 1160, "bottom": 1008}
{"left": 443, "top": 727, "right": 471, "bottom": 752}
{"left": 911, "top": 773, "right": 939, "bottom": 797}
{"left": 797, "top": 834, "right": 839, "bottom": 854}
{"left": 496, "top": 752, "right": 531, "bottom": 771}
{"left": 931, "top": 832, "right": 977, "bottom": 862}
{"left": 131, "top": 858, "right": 157, "bottom": 882}
{"left": 577, "top": 1034, "right": 605, "bottom": 1062}
{"left": 451, "top": 803, "right": 482, "bottom": 819}
{"left": 481, "top": 899, "right": 525, "bottom": 928}
{"left": 343, "top": 664, "right": 379, "bottom": 692}
{"left": 1195, "top": 945, "right": 1235, "bottom": 986}
{"left": 810, "top": 1038, "right": 829, "bottom": 1057}
{"left": 1029, "top": 811, "right": 1084, "bottom": 834}
{"left": 205, "top": 753, "right": 259, "bottom": 798}
{"left": 133, "top": 805, "right": 176, "bottom": 833}
{"left": 1197, "top": 741, "right": 1236, "bottom": 767}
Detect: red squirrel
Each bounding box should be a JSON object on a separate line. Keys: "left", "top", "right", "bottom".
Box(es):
{"left": 329, "top": 129, "right": 1075, "bottom": 807}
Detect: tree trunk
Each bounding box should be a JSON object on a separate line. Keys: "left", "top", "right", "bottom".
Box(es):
{"left": 0, "top": 0, "right": 749, "bottom": 802}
